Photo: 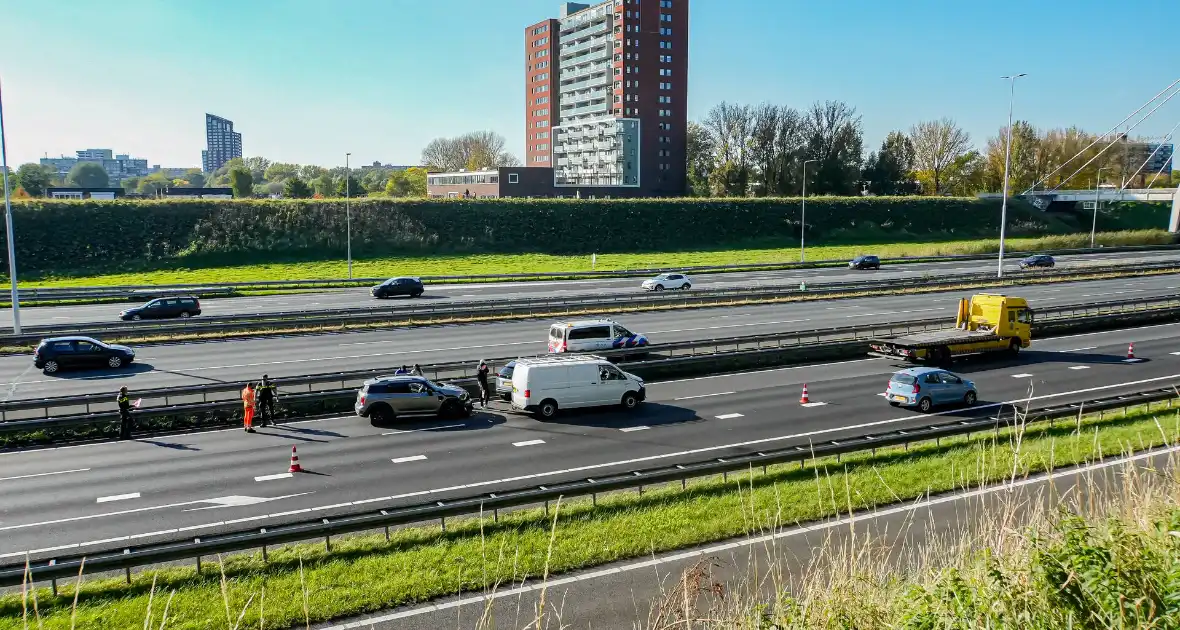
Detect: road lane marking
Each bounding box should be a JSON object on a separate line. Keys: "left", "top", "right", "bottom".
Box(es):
{"left": 254, "top": 473, "right": 294, "bottom": 482}
{"left": 392, "top": 455, "right": 428, "bottom": 464}
{"left": 513, "top": 439, "right": 546, "bottom": 447}
{"left": 6, "top": 371, "right": 1180, "bottom": 551}
{"left": 657, "top": 358, "right": 881, "bottom": 385}
{"left": 96, "top": 492, "right": 140, "bottom": 503}
{"left": 1069, "top": 366, "right": 1091, "bottom": 370}
{"left": 674, "top": 391, "right": 735, "bottom": 401}
{"left": 649, "top": 318, "right": 810, "bottom": 335}
{"left": 1011, "top": 373, "right": 1034, "bottom": 378}
{"left": 0, "top": 468, "right": 90, "bottom": 483}
{"left": 619, "top": 426, "right": 650, "bottom": 432}
{"left": 715, "top": 413, "right": 744, "bottom": 420}
{"left": 319, "top": 444, "right": 1180, "bottom": 628}
{"left": 1057, "top": 346, "right": 1098, "bottom": 353}
{"left": 801, "top": 402, "right": 828, "bottom": 408}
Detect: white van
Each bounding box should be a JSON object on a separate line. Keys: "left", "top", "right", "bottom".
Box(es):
{"left": 547, "top": 319, "right": 649, "bottom": 353}
{"left": 511, "top": 355, "right": 646, "bottom": 419}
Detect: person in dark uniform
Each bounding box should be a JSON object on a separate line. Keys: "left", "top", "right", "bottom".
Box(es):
{"left": 476, "top": 360, "right": 491, "bottom": 407}
{"left": 257, "top": 374, "right": 277, "bottom": 426}
{"left": 117, "top": 386, "right": 133, "bottom": 439}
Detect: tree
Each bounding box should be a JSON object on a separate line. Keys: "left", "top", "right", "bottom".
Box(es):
{"left": 299, "top": 165, "right": 327, "bottom": 181}
{"left": 65, "top": 162, "right": 109, "bottom": 188}
{"left": 244, "top": 156, "right": 271, "bottom": 183}
{"left": 686, "top": 122, "right": 714, "bottom": 196}
{"left": 862, "top": 131, "right": 918, "bottom": 195}
{"left": 421, "top": 131, "right": 519, "bottom": 171}
{"left": 983, "top": 121, "right": 1041, "bottom": 193}
{"left": 312, "top": 173, "right": 335, "bottom": 197}
{"left": 229, "top": 166, "right": 253, "bottom": 198}
{"left": 14, "top": 163, "right": 53, "bottom": 197}
{"left": 182, "top": 169, "right": 206, "bottom": 188}
{"left": 385, "top": 167, "right": 427, "bottom": 197}
{"left": 264, "top": 162, "right": 299, "bottom": 183}
{"left": 137, "top": 173, "right": 171, "bottom": 196}
{"left": 700, "top": 102, "right": 753, "bottom": 195}
{"left": 802, "top": 100, "right": 864, "bottom": 195}
{"left": 909, "top": 118, "right": 970, "bottom": 195}
{"left": 283, "top": 177, "right": 313, "bottom": 198}
{"left": 336, "top": 174, "right": 364, "bottom": 198}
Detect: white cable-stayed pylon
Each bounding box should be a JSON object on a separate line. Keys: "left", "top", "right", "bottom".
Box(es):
{"left": 1045, "top": 82, "right": 1180, "bottom": 193}
{"left": 1021, "top": 77, "right": 1180, "bottom": 195}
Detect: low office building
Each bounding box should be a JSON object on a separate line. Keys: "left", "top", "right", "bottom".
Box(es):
{"left": 163, "top": 187, "right": 234, "bottom": 199}
{"left": 45, "top": 187, "right": 125, "bottom": 200}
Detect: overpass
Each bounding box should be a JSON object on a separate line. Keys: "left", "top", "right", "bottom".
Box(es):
{"left": 978, "top": 187, "right": 1180, "bottom": 232}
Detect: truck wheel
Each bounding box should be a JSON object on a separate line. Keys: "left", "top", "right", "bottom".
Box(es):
{"left": 1008, "top": 340, "right": 1021, "bottom": 356}
{"left": 918, "top": 397, "right": 933, "bottom": 413}
{"left": 935, "top": 347, "right": 952, "bottom": 366}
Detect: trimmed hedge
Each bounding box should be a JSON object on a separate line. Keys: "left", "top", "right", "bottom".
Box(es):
{"left": 0, "top": 196, "right": 1138, "bottom": 272}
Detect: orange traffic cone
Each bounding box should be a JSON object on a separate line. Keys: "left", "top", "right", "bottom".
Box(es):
{"left": 800, "top": 383, "right": 810, "bottom": 404}
{"left": 1127, "top": 342, "right": 1135, "bottom": 360}
{"left": 288, "top": 446, "right": 303, "bottom": 473}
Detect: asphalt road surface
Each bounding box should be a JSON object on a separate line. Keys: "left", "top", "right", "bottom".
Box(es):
{"left": 2, "top": 248, "right": 1178, "bottom": 328}
{"left": 2, "top": 320, "right": 1178, "bottom": 561}
{"left": 333, "top": 443, "right": 1178, "bottom": 630}
{"left": 0, "top": 274, "right": 1176, "bottom": 402}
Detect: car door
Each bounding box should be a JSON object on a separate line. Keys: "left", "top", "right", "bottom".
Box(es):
{"left": 140, "top": 299, "right": 163, "bottom": 319}
{"left": 406, "top": 381, "right": 441, "bottom": 413}
{"left": 161, "top": 298, "right": 181, "bottom": 317}
{"left": 922, "top": 372, "right": 944, "bottom": 403}
{"left": 48, "top": 340, "right": 76, "bottom": 368}
{"left": 611, "top": 324, "right": 637, "bottom": 349}
{"left": 596, "top": 364, "right": 628, "bottom": 405}
{"left": 71, "top": 340, "right": 106, "bottom": 369}
{"left": 938, "top": 372, "right": 965, "bottom": 401}
{"left": 581, "top": 325, "right": 612, "bottom": 351}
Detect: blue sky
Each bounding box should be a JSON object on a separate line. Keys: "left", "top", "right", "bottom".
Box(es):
{"left": 2, "top": 0, "right": 1177, "bottom": 169}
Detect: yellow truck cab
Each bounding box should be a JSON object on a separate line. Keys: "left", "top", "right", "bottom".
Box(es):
{"left": 869, "top": 293, "right": 1032, "bottom": 363}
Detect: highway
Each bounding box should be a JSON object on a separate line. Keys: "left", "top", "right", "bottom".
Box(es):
{"left": 349, "top": 442, "right": 1178, "bottom": 630}
{"left": 1, "top": 320, "right": 1179, "bottom": 561}
{"left": 2, "top": 248, "right": 1178, "bottom": 328}
{"left": 0, "top": 273, "right": 1176, "bottom": 401}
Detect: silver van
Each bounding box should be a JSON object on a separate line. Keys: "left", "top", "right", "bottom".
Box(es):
{"left": 354, "top": 375, "right": 473, "bottom": 423}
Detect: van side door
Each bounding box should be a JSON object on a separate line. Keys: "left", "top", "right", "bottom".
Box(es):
{"left": 566, "top": 364, "right": 601, "bottom": 407}
{"left": 596, "top": 363, "right": 630, "bottom": 405}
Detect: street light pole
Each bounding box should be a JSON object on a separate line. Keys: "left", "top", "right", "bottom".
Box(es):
{"left": 801, "top": 159, "right": 817, "bottom": 263}
{"left": 345, "top": 152, "right": 352, "bottom": 280}
{"left": 996, "top": 73, "right": 1026, "bottom": 278}
{"left": 1091, "top": 167, "right": 1104, "bottom": 248}
{"left": 0, "top": 78, "right": 20, "bottom": 334}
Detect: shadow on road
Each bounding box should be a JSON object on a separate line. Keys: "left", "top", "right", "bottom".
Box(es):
{"left": 539, "top": 402, "right": 700, "bottom": 430}
{"left": 50, "top": 363, "right": 157, "bottom": 380}
{"left": 371, "top": 412, "right": 507, "bottom": 432}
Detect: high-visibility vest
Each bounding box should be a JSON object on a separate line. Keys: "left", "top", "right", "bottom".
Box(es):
{"left": 242, "top": 387, "right": 255, "bottom": 407}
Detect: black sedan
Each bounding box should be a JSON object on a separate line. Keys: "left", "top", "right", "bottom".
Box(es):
{"left": 371, "top": 277, "right": 425, "bottom": 299}
{"left": 120, "top": 296, "right": 202, "bottom": 321}
{"left": 34, "top": 336, "right": 136, "bottom": 374}
{"left": 1019, "top": 255, "right": 1055, "bottom": 269}
{"left": 849, "top": 255, "right": 881, "bottom": 270}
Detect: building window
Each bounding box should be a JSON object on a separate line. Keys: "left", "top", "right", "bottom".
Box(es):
{"left": 659, "top": 95, "right": 671, "bottom": 103}
{"left": 660, "top": 0, "right": 672, "bottom": 6}
{"left": 660, "top": 27, "right": 672, "bottom": 35}
{"left": 660, "top": 54, "right": 672, "bottom": 63}
{"left": 509, "top": 173, "right": 519, "bottom": 183}
{"left": 660, "top": 13, "right": 671, "bottom": 21}
{"left": 660, "top": 82, "right": 671, "bottom": 90}
{"left": 660, "top": 68, "right": 672, "bottom": 76}
{"left": 659, "top": 109, "right": 671, "bottom": 116}
{"left": 660, "top": 41, "right": 671, "bottom": 49}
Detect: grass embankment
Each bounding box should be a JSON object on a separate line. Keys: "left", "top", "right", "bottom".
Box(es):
{"left": 3, "top": 397, "right": 1179, "bottom": 628}
{"left": 16, "top": 229, "right": 1172, "bottom": 288}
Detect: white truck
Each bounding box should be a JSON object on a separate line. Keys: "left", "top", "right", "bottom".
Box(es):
{"left": 511, "top": 355, "right": 646, "bottom": 420}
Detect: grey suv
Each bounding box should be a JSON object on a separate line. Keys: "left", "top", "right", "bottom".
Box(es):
{"left": 354, "top": 375, "right": 473, "bottom": 423}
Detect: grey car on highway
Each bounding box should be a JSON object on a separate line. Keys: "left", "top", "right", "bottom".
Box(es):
{"left": 354, "top": 375, "right": 473, "bottom": 423}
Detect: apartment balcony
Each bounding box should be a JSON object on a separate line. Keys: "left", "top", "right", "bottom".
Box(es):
{"left": 559, "top": 73, "right": 611, "bottom": 95}
{"left": 567, "top": 87, "right": 609, "bottom": 106}
{"left": 563, "top": 61, "right": 611, "bottom": 81}
{"left": 560, "top": 15, "right": 611, "bottom": 43}
{"left": 561, "top": 102, "right": 610, "bottom": 119}
{"left": 561, "top": 34, "right": 610, "bottom": 59}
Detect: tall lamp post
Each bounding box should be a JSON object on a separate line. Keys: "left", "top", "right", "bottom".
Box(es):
{"left": 996, "top": 72, "right": 1026, "bottom": 278}
{"left": 345, "top": 152, "right": 352, "bottom": 280}
{"left": 1090, "top": 167, "right": 1105, "bottom": 248}
{"left": 800, "top": 158, "right": 818, "bottom": 263}
{"left": 0, "top": 79, "right": 20, "bottom": 334}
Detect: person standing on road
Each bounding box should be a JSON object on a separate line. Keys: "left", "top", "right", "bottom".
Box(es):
{"left": 241, "top": 382, "right": 257, "bottom": 433}
{"left": 476, "top": 360, "right": 491, "bottom": 408}
{"left": 257, "top": 374, "right": 277, "bottom": 427}
{"left": 394, "top": 365, "right": 409, "bottom": 375}
{"left": 117, "top": 386, "right": 133, "bottom": 440}
{"left": 411, "top": 364, "right": 423, "bottom": 376}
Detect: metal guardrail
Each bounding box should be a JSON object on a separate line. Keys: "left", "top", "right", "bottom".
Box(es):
{"left": 1, "top": 293, "right": 1177, "bottom": 429}
{"left": 5, "top": 259, "right": 1179, "bottom": 346}
{"left": 2, "top": 385, "right": 1175, "bottom": 587}
{"left": 12, "top": 243, "right": 1180, "bottom": 302}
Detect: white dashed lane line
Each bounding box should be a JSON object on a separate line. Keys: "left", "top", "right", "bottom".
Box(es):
{"left": 391, "top": 455, "right": 428, "bottom": 464}
{"left": 674, "top": 391, "right": 735, "bottom": 401}
{"left": 0, "top": 468, "right": 90, "bottom": 483}
{"left": 619, "top": 426, "right": 650, "bottom": 432}
{"left": 715, "top": 413, "right": 744, "bottom": 420}
{"left": 512, "top": 439, "right": 546, "bottom": 447}
{"left": 1069, "top": 366, "right": 1091, "bottom": 370}
{"left": 254, "top": 472, "right": 294, "bottom": 482}
{"left": 1011, "top": 373, "right": 1034, "bottom": 378}
{"left": 96, "top": 492, "right": 140, "bottom": 503}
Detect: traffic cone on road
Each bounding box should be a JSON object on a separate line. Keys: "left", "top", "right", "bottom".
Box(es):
{"left": 288, "top": 446, "right": 303, "bottom": 473}
{"left": 800, "top": 383, "right": 810, "bottom": 404}
{"left": 1127, "top": 342, "right": 1136, "bottom": 360}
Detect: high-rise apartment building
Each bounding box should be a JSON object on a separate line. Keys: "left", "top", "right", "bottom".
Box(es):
{"left": 202, "top": 114, "right": 243, "bottom": 173}
{"left": 525, "top": 0, "right": 689, "bottom": 196}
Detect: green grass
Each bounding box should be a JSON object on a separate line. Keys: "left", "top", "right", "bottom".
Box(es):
{"left": 3, "top": 399, "right": 1179, "bottom": 629}
{"left": 16, "top": 229, "right": 1172, "bottom": 288}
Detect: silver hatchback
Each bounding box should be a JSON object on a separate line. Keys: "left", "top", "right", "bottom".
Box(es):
{"left": 354, "top": 375, "right": 473, "bottom": 423}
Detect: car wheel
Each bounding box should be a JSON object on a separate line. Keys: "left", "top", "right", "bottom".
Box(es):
{"left": 918, "top": 397, "right": 933, "bottom": 413}
{"left": 42, "top": 360, "right": 59, "bottom": 374}
{"left": 621, "top": 391, "right": 640, "bottom": 410}
{"left": 537, "top": 399, "right": 558, "bottom": 420}
{"left": 440, "top": 400, "right": 459, "bottom": 418}
{"left": 500, "top": 393, "right": 512, "bottom": 402}
{"left": 654, "top": 285, "right": 664, "bottom": 291}
{"left": 179, "top": 311, "right": 191, "bottom": 319}
{"left": 368, "top": 404, "right": 394, "bottom": 424}
{"left": 108, "top": 356, "right": 124, "bottom": 369}
{"left": 131, "top": 314, "right": 142, "bottom": 321}
{"left": 964, "top": 391, "right": 977, "bottom": 407}
{"left": 412, "top": 292, "right": 423, "bottom": 298}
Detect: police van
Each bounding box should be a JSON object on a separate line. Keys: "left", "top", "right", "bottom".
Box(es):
{"left": 547, "top": 319, "right": 649, "bottom": 353}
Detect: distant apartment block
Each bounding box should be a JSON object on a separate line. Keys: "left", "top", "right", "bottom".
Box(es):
{"left": 202, "top": 114, "right": 243, "bottom": 173}
{"left": 40, "top": 149, "right": 150, "bottom": 185}
{"left": 525, "top": 0, "right": 689, "bottom": 196}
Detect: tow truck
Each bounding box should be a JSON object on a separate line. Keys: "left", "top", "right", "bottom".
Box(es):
{"left": 868, "top": 293, "right": 1032, "bottom": 363}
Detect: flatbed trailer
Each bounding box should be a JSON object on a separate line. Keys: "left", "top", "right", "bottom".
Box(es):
{"left": 867, "top": 294, "right": 1032, "bottom": 363}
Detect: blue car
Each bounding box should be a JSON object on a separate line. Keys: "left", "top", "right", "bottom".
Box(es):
{"left": 885, "top": 367, "right": 977, "bottom": 413}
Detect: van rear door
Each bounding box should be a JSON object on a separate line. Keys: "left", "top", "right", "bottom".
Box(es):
{"left": 548, "top": 326, "right": 566, "bottom": 353}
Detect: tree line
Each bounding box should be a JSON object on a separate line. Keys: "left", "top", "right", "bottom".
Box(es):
{"left": 689, "top": 100, "right": 1179, "bottom": 197}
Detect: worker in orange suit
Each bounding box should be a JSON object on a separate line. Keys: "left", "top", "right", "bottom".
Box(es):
{"left": 241, "top": 382, "right": 257, "bottom": 433}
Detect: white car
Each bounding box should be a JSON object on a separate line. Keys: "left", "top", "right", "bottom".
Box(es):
{"left": 641, "top": 273, "right": 692, "bottom": 291}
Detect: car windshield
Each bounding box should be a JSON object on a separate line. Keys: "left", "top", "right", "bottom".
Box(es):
{"left": 653, "top": 274, "right": 669, "bottom": 280}
{"left": 890, "top": 373, "right": 917, "bottom": 384}
{"left": 383, "top": 279, "right": 397, "bottom": 285}
{"left": 497, "top": 366, "right": 514, "bottom": 377}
